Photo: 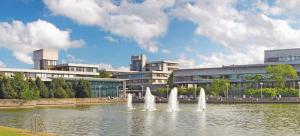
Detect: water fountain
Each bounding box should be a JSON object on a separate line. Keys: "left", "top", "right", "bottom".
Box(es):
{"left": 144, "top": 87, "right": 156, "bottom": 111}
{"left": 197, "top": 88, "right": 206, "bottom": 111}
{"left": 127, "top": 93, "right": 134, "bottom": 110}
{"left": 168, "top": 87, "right": 179, "bottom": 111}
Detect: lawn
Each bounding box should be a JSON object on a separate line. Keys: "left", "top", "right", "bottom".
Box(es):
{"left": 0, "top": 126, "right": 55, "bottom": 136}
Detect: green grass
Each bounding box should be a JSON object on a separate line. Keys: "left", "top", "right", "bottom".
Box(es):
{"left": 0, "top": 126, "right": 55, "bottom": 136}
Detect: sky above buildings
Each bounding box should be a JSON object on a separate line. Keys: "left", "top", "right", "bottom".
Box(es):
{"left": 0, "top": 0, "right": 300, "bottom": 70}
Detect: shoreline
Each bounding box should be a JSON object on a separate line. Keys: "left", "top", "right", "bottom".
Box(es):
{"left": 133, "top": 97, "right": 300, "bottom": 104}
{"left": 0, "top": 98, "right": 126, "bottom": 109}
{"left": 0, "top": 125, "right": 56, "bottom": 136}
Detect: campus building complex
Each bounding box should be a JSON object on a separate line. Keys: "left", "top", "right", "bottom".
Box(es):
{"left": 0, "top": 49, "right": 126, "bottom": 97}
{"left": 173, "top": 48, "right": 300, "bottom": 94}
{"left": 108, "top": 54, "right": 179, "bottom": 91}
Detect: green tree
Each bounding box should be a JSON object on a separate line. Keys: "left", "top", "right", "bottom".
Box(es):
{"left": 167, "top": 72, "right": 174, "bottom": 88}
{"left": 99, "top": 71, "right": 111, "bottom": 78}
{"left": 28, "top": 78, "right": 40, "bottom": 99}
{"left": 75, "top": 79, "right": 91, "bottom": 98}
{"left": 266, "top": 64, "right": 298, "bottom": 88}
{"left": 210, "top": 79, "right": 230, "bottom": 96}
{"left": 0, "top": 77, "right": 16, "bottom": 99}
{"left": 35, "top": 77, "right": 49, "bottom": 98}
{"left": 50, "top": 78, "right": 68, "bottom": 98}
{"left": 11, "top": 73, "right": 31, "bottom": 100}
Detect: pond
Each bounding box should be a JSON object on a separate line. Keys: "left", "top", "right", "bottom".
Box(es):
{"left": 0, "top": 104, "right": 300, "bottom": 136}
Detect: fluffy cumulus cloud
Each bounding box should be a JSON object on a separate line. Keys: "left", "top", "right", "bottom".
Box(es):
{"left": 43, "top": 0, "right": 175, "bottom": 52}
{"left": 173, "top": 0, "right": 300, "bottom": 68}
{"left": 0, "top": 19, "right": 84, "bottom": 64}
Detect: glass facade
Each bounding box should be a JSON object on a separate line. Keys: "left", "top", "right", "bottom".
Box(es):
{"left": 90, "top": 80, "right": 124, "bottom": 97}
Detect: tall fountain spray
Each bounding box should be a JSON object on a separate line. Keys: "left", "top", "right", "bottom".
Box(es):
{"left": 144, "top": 87, "right": 156, "bottom": 111}
{"left": 168, "top": 87, "right": 179, "bottom": 111}
{"left": 127, "top": 93, "right": 134, "bottom": 110}
{"left": 197, "top": 88, "right": 206, "bottom": 111}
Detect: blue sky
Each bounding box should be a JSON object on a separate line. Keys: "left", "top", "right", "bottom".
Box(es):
{"left": 0, "top": 0, "right": 299, "bottom": 69}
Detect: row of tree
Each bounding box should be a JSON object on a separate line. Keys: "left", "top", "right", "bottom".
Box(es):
{"left": 0, "top": 73, "right": 91, "bottom": 100}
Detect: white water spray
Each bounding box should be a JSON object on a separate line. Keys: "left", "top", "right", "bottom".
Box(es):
{"left": 197, "top": 88, "right": 206, "bottom": 111}
{"left": 127, "top": 93, "right": 134, "bottom": 110}
{"left": 144, "top": 87, "right": 156, "bottom": 111}
{"left": 168, "top": 87, "right": 179, "bottom": 111}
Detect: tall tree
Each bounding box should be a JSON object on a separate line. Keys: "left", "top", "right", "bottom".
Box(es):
{"left": 167, "top": 72, "right": 174, "bottom": 88}
{"left": 266, "top": 64, "right": 298, "bottom": 88}
{"left": 75, "top": 79, "right": 91, "bottom": 98}
{"left": 11, "top": 73, "right": 31, "bottom": 99}
{"left": 36, "top": 77, "right": 49, "bottom": 98}
{"left": 0, "top": 77, "right": 16, "bottom": 99}
{"left": 28, "top": 78, "right": 40, "bottom": 99}
{"left": 50, "top": 78, "right": 67, "bottom": 98}
{"left": 210, "top": 79, "right": 230, "bottom": 96}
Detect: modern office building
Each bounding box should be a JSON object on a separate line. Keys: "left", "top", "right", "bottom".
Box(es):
{"left": 0, "top": 49, "right": 126, "bottom": 97}
{"left": 33, "top": 49, "right": 58, "bottom": 70}
{"left": 173, "top": 48, "right": 300, "bottom": 92}
{"left": 108, "top": 54, "right": 179, "bottom": 91}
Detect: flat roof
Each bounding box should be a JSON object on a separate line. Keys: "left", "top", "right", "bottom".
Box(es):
{"left": 175, "top": 62, "right": 300, "bottom": 71}
{"left": 56, "top": 63, "right": 99, "bottom": 68}
{"left": 0, "top": 68, "right": 98, "bottom": 75}
{"left": 62, "top": 77, "right": 126, "bottom": 82}
{"left": 147, "top": 60, "right": 178, "bottom": 64}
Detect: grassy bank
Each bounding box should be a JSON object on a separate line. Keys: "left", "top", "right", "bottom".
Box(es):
{"left": 0, "top": 126, "right": 55, "bottom": 136}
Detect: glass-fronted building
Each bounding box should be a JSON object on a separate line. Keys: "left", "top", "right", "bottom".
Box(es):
{"left": 64, "top": 77, "right": 126, "bottom": 98}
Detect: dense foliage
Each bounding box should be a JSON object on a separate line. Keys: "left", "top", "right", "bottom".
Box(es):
{"left": 210, "top": 79, "right": 230, "bottom": 96}
{"left": 243, "top": 88, "right": 299, "bottom": 97}
{"left": 0, "top": 73, "right": 92, "bottom": 100}
{"left": 266, "top": 64, "right": 298, "bottom": 88}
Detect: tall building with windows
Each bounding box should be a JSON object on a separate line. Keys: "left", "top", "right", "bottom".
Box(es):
{"left": 33, "top": 49, "right": 58, "bottom": 70}
{"left": 108, "top": 54, "right": 179, "bottom": 91}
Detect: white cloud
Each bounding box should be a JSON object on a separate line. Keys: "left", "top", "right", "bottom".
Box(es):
{"left": 97, "top": 63, "right": 129, "bottom": 71}
{"left": 176, "top": 54, "right": 200, "bottom": 69}
{"left": 104, "top": 36, "right": 118, "bottom": 43}
{"left": 43, "top": 0, "right": 175, "bottom": 52}
{"left": 0, "top": 19, "right": 84, "bottom": 64}
{"left": 61, "top": 53, "right": 84, "bottom": 63}
{"left": 0, "top": 60, "right": 6, "bottom": 68}
{"left": 161, "top": 49, "right": 171, "bottom": 54}
{"left": 173, "top": 0, "right": 300, "bottom": 67}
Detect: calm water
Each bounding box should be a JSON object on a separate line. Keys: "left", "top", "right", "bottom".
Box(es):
{"left": 0, "top": 104, "right": 300, "bottom": 136}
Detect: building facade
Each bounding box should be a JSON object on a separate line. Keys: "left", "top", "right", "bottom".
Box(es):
{"left": 173, "top": 48, "right": 300, "bottom": 93}
{"left": 109, "top": 54, "right": 179, "bottom": 91}
{"left": 0, "top": 49, "right": 126, "bottom": 98}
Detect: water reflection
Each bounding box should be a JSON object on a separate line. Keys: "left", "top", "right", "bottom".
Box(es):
{"left": 0, "top": 104, "right": 300, "bottom": 136}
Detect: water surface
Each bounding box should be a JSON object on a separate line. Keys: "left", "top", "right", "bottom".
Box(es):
{"left": 0, "top": 104, "right": 300, "bottom": 136}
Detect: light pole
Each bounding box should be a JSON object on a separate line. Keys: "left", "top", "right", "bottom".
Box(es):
{"left": 226, "top": 83, "right": 229, "bottom": 98}
{"left": 260, "top": 82, "right": 263, "bottom": 98}
{"left": 298, "top": 81, "right": 300, "bottom": 98}
{"left": 166, "top": 85, "right": 169, "bottom": 99}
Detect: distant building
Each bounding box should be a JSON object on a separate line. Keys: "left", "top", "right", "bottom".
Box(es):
{"left": 173, "top": 48, "right": 300, "bottom": 95}
{"left": 109, "top": 54, "right": 179, "bottom": 91}
{"left": 0, "top": 49, "right": 126, "bottom": 98}
{"left": 33, "top": 49, "right": 58, "bottom": 70}
{"left": 130, "top": 54, "right": 147, "bottom": 71}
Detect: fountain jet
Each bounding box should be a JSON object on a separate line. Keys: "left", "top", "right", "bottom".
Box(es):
{"left": 144, "top": 87, "right": 156, "bottom": 111}
{"left": 197, "top": 88, "right": 206, "bottom": 111}
{"left": 127, "top": 93, "right": 134, "bottom": 110}
{"left": 168, "top": 87, "right": 179, "bottom": 111}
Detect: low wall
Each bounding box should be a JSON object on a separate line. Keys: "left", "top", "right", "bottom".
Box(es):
{"left": 0, "top": 98, "right": 126, "bottom": 108}
{"left": 133, "top": 97, "right": 300, "bottom": 104}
